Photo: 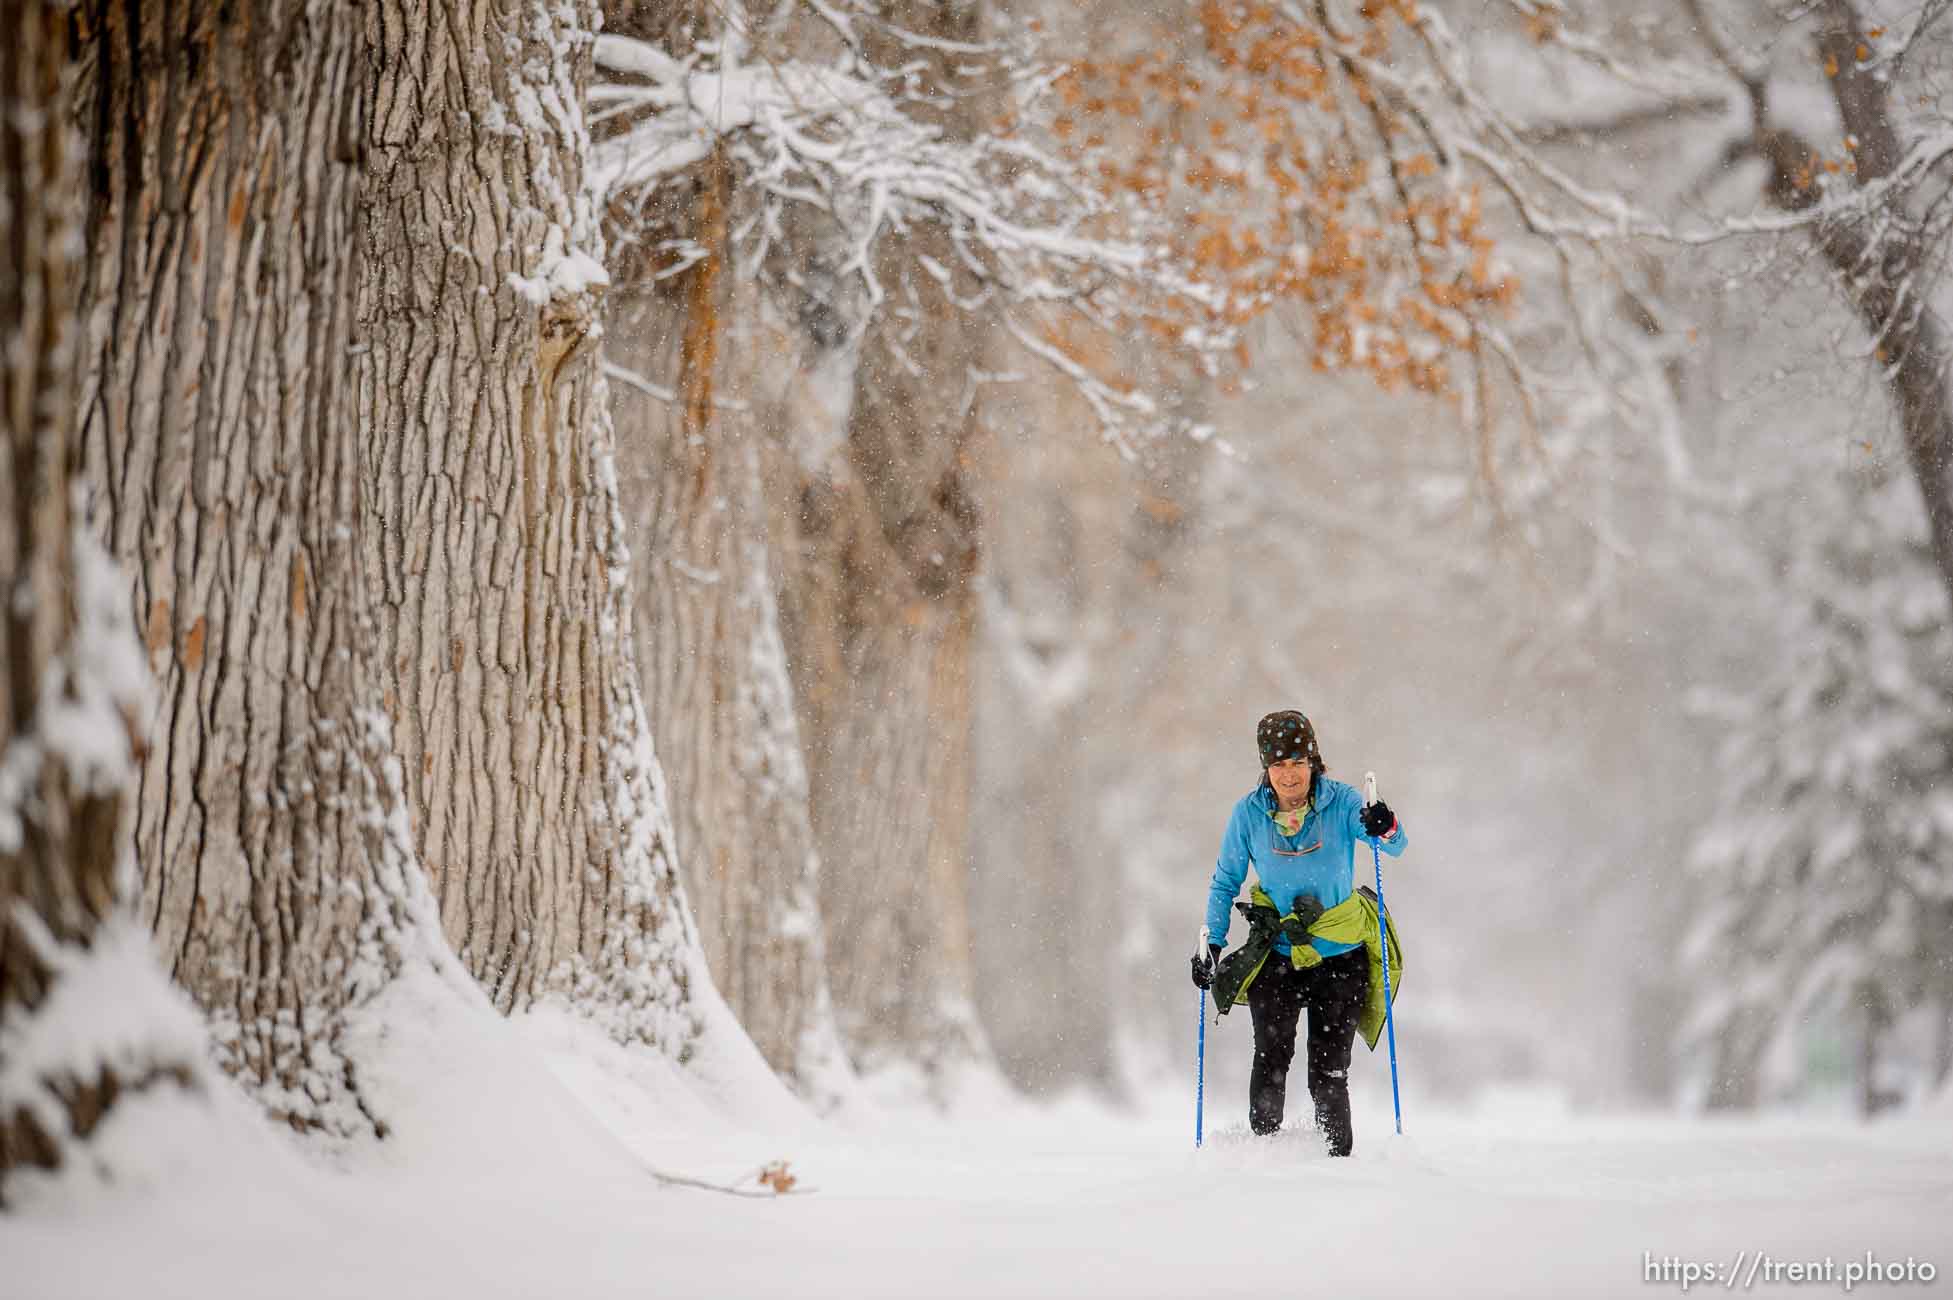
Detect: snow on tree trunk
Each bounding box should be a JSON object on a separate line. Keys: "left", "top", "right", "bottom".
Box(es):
{"left": 605, "top": 151, "right": 849, "bottom": 1096}
{"left": 592, "top": 0, "right": 993, "bottom": 1080}
{"left": 65, "top": 0, "right": 446, "bottom": 1134}
{"left": 0, "top": 0, "right": 201, "bottom": 1187}
{"left": 356, "top": 0, "right": 696, "bottom": 1052}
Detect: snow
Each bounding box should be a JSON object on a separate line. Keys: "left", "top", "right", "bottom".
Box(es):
{"left": 9, "top": 4, "right": 1953, "bottom": 1294}
{"left": 507, "top": 224, "right": 610, "bottom": 305}
{"left": 0, "top": 513, "right": 151, "bottom": 852}
{"left": 502, "top": 0, "right": 612, "bottom": 317}
{"left": 586, "top": 26, "right": 1183, "bottom": 453}
{"left": 6, "top": 976, "right": 1949, "bottom": 1299}
{"left": 0, "top": 916, "right": 210, "bottom": 1151}
{"left": 49, "top": 516, "right": 152, "bottom": 787}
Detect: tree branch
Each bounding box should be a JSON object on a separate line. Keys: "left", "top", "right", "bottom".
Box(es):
{"left": 1515, "top": 93, "right": 1732, "bottom": 146}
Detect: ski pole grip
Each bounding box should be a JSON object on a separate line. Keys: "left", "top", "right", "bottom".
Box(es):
{"left": 1363, "top": 770, "right": 1378, "bottom": 807}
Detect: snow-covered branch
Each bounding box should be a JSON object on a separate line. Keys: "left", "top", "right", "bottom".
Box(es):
{"left": 591, "top": 18, "right": 1214, "bottom": 448}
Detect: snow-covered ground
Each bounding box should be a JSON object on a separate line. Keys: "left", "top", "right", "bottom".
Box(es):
{"left": 7, "top": 967, "right": 1950, "bottom": 1300}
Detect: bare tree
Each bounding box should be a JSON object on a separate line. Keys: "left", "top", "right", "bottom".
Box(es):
{"left": 1684, "top": 0, "right": 1953, "bottom": 603}
{"left": 763, "top": 4, "right": 998, "bottom": 1067}
{"left": 1380, "top": 0, "right": 1953, "bottom": 609}
{"left": 356, "top": 0, "right": 698, "bottom": 1051}
{"left": 68, "top": 0, "right": 444, "bottom": 1133}
{"left": 595, "top": 0, "right": 999, "bottom": 1083}
{"left": 1472, "top": 0, "right": 1953, "bottom": 1107}
{"left": 591, "top": 0, "right": 1049, "bottom": 1078}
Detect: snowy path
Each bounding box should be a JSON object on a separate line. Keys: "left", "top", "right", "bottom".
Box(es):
{"left": 618, "top": 1110, "right": 1952, "bottom": 1300}
{"left": 11, "top": 1103, "right": 1948, "bottom": 1299}
{"left": 7, "top": 982, "right": 1950, "bottom": 1300}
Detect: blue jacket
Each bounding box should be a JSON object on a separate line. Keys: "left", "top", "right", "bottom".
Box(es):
{"left": 1205, "top": 776, "right": 1408, "bottom": 960}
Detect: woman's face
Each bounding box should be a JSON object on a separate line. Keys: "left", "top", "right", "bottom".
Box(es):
{"left": 1267, "top": 758, "right": 1313, "bottom": 804}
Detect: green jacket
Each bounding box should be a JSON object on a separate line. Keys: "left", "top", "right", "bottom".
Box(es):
{"left": 1211, "top": 884, "right": 1404, "bottom": 1050}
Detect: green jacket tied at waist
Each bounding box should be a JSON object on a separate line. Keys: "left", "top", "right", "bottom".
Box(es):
{"left": 1210, "top": 883, "right": 1403, "bottom": 1051}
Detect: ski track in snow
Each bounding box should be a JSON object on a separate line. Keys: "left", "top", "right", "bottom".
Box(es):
{"left": 5, "top": 971, "right": 1949, "bottom": 1300}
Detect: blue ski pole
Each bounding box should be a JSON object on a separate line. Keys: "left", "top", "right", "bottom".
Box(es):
{"left": 1194, "top": 927, "right": 1208, "bottom": 1149}
{"left": 1363, "top": 771, "right": 1404, "bottom": 1136}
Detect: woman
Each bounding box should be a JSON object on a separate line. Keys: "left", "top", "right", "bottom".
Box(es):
{"left": 1190, "top": 709, "right": 1407, "bottom": 1155}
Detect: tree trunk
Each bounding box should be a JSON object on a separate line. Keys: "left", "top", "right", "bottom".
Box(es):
{"left": 1702, "top": 1005, "right": 1771, "bottom": 1111}
{"left": 775, "top": 269, "right": 988, "bottom": 1073}
{"left": 0, "top": 0, "right": 195, "bottom": 1186}
{"left": 69, "top": 0, "right": 438, "bottom": 1133}
{"left": 1935, "top": 984, "right": 1953, "bottom": 1093}
{"left": 754, "top": 2, "right": 996, "bottom": 1078}
{"left": 356, "top": 0, "right": 696, "bottom": 1050}
{"left": 605, "top": 148, "right": 848, "bottom": 1094}
{"left": 777, "top": 519, "right": 983, "bottom": 1069}
{"left": 1751, "top": 2, "right": 1953, "bottom": 608}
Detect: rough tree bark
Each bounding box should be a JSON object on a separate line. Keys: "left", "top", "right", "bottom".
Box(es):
{"left": 70, "top": 0, "right": 435, "bottom": 1133}
{"left": 604, "top": 140, "right": 848, "bottom": 1092}
{"left": 0, "top": 0, "right": 194, "bottom": 1185}
{"left": 356, "top": 0, "right": 696, "bottom": 1050}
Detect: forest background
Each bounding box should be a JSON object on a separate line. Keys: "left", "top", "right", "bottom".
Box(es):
{"left": 4, "top": 0, "right": 1953, "bottom": 1189}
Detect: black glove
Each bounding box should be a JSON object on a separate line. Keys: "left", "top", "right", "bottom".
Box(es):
{"left": 1360, "top": 800, "right": 1397, "bottom": 838}
{"left": 1189, "top": 944, "right": 1221, "bottom": 990}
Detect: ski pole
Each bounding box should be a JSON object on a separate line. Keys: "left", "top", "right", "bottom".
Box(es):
{"left": 1194, "top": 927, "right": 1208, "bottom": 1150}
{"left": 1363, "top": 771, "right": 1404, "bottom": 1136}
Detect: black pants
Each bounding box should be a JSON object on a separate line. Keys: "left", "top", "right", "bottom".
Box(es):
{"left": 1245, "top": 946, "right": 1368, "bottom": 1155}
